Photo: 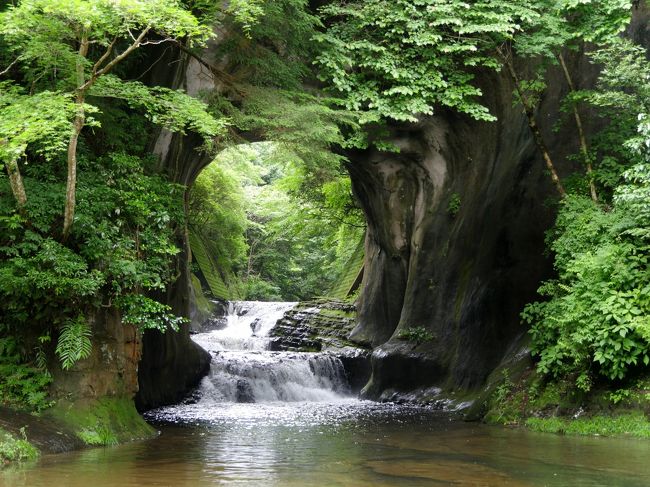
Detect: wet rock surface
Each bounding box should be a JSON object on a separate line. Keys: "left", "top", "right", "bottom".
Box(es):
{"left": 269, "top": 300, "right": 360, "bottom": 351}
{"left": 346, "top": 5, "right": 650, "bottom": 403}
{"left": 268, "top": 300, "right": 371, "bottom": 393}
{"left": 0, "top": 407, "right": 84, "bottom": 454}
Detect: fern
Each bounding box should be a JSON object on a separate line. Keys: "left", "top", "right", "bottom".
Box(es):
{"left": 55, "top": 317, "right": 92, "bottom": 370}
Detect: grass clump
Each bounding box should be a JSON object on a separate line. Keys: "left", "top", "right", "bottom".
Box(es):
{"left": 526, "top": 412, "right": 650, "bottom": 438}
{"left": 397, "top": 326, "right": 435, "bottom": 345}
{"left": 0, "top": 428, "right": 39, "bottom": 466}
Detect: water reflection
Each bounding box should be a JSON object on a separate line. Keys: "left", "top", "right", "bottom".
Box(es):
{"left": 4, "top": 403, "right": 650, "bottom": 487}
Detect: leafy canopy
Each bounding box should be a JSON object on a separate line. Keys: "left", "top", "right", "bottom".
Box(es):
{"left": 0, "top": 0, "right": 211, "bottom": 87}
{"left": 315, "top": 0, "right": 540, "bottom": 125}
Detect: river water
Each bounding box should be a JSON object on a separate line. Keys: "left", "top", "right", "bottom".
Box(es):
{"left": 3, "top": 301, "right": 650, "bottom": 486}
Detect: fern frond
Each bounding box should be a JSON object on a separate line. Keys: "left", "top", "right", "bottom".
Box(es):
{"left": 55, "top": 317, "right": 92, "bottom": 370}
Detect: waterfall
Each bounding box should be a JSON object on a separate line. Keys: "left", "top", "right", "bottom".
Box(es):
{"left": 195, "top": 301, "right": 296, "bottom": 351}
{"left": 192, "top": 301, "right": 350, "bottom": 404}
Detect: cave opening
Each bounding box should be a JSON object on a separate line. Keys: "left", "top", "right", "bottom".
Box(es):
{"left": 188, "top": 141, "right": 366, "bottom": 304}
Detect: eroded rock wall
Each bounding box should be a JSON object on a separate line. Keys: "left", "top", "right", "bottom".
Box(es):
{"left": 49, "top": 307, "right": 141, "bottom": 401}
{"left": 351, "top": 4, "right": 650, "bottom": 400}
{"left": 134, "top": 46, "right": 217, "bottom": 410}
{"left": 349, "top": 62, "right": 593, "bottom": 399}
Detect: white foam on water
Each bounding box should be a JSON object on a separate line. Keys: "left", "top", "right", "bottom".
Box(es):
{"left": 189, "top": 301, "right": 350, "bottom": 405}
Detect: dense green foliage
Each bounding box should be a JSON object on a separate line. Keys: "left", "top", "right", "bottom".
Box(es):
{"left": 0, "top": 0, "right": 647, "bottom": 416}
{"left": 0, "top": 0, "right": 222, "bottom": 408}
{"left": 315, "top": 0, "right": 537, "bottom": 126}
{"left": 185, "top": 0, "right": 365, "bottom": 301}
{"left": 0, "top": 428, "right": 39, "bottom": 465}
{"left": 524, "top": 38, "right": 650, "bottom": 390}
{"left": 0, "top": 152, "right": 190, "bottom": 410}
{"left": 189, "top": 143, "right": 364, "bottom": 301}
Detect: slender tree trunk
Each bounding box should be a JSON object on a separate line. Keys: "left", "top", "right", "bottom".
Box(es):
{"left": 558, "top": 52, "right": 598, "bottom": 203}
{"left": 62, "top": 34, "right": 89, "bottom": 240}
{"left": 5, "top": 158, "right": 27, "bottom": 209}
{"left": 500, "top": 50, "right": 566, "bottom": 197}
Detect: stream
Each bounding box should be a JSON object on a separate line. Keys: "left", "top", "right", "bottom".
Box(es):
{"left": 3, "top": 301, "right": 650, "bottom": 486}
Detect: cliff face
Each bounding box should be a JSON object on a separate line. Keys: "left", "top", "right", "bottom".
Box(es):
{"left": 136, "top": 5, "right": 648, "bottom": 407}
{"left": 348, "top": 77, "right": 557, "bottom": 397}
{"left": 49, "top": 307, "right": 141, "bottom": 401}
{"left": 134, "top": 46, "right": 217, "bottom": 411}
{"left": 349, "top": 5, "right": 650, "bottom": 400}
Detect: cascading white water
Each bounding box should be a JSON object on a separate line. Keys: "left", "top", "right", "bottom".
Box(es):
{"left": 195, "top": 301, "right": 296, "bottom": 352}
{"left": 192, "top": 301, "right": 350, "bottom": 404}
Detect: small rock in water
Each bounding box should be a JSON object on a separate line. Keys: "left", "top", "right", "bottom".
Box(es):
{"left": 236, "top": 379, "right": 255, "bottom": 403}
{"left": 250, "top": 318, "right": 262, "bottom": 335}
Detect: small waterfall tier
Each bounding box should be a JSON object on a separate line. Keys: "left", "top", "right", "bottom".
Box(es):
{"left": 195, "top": 301, "right": 297, "bottom": 351}
{"left": 191, "top": 301, "right": 351, "bottom": 404}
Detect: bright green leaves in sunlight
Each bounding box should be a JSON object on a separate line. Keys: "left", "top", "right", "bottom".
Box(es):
{"left": 314, "top": 0, "right": 539, "bottom": 125}
{"left": 92, "top": 75, "right": 226, "bottom": 146}
{"left": 512, "top": 0, "right": 632, "bottom": 59}
{"left": 0, "top": 0, "right": 211, "bottom": 87}
{"left": 117, "top": 295, "right": 187, "bottom": 333}
{"left": 0, "top": 0, "right": 223, "bottom": 238}
{"left": 0, "top": 86, "right": 76, "bottom": 167}
{"left": 189, "top": 143, "right": 365, "bottom": 301}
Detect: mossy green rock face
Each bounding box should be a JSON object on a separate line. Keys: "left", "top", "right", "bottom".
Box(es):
{"left": 269, "top": 300, "right": 360, "bottom": 352}
{"left": 46, "top": 398, "right": 156, "bottom": 446}
{"left": 0, "top": 406, "right": 84, "bottom": 455}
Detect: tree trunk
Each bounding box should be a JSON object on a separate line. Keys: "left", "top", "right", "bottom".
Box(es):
{"left": 500, "top": 51, "right": 566, "bottom": 198}
{"left": 5, "top": 158, "right": 27, "bottom": 210}
{"left": 558, "top": 52, "right": 598, "bottom": 203}
{"left": 62, "top": 34, "right": 89, "bottom": 240}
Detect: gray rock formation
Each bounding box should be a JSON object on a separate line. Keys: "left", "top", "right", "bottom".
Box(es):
{"left": 268, "top": 300, "right": 371, "bottom": 393}
{"left": 349, "top": 4, "right": 650, "bottom": 400}
{"left": 348, "top": 74, "right": 557, "bottom": 397}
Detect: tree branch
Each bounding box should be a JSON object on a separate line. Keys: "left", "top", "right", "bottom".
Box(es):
{"left": 558, "top": 52, "right": 598, "bottom": 203}
{"left": 92, "top": 36, "right": 118, "bottom": 77}
{"left": 78, "top": 26, "right": 151, "bottom": 92}
{"left": 498, "top": 45, "right": 566, "bottom": 198}
{"left": 0, "top": 57, "right": 20, "bottom": 77}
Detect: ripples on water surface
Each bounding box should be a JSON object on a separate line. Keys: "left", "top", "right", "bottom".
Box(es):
{"left": 4, "top": 402, "right": 650, "bottom": 487}
{"left": 4, "top": 302, "right": 650, "bottom": 486}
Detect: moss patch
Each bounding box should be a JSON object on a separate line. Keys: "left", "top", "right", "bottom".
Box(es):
{"left": 525, "top": 412, "right": 650, "bottom": 438}
{"left": 46, "top": 398, "right": 155, "bottom": 446}
{"left": 191, "top": 273, "right": 214, "bottom": 317}
{"left": 481, "top": 364, "right": 650, "bottom": 439}
{"left": 317, "top": 307, "right": 356, "bottom": 319}
{"left": 0, "top": 427, "right": 39, "bottom": 467}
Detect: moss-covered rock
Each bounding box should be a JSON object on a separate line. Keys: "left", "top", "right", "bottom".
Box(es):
{"left": 268, "top": 299, "right": 363, "bottom": 351}
{"left": 478, "top": 354, "right": 650, "bottom": 439}
{"left": 268, "top": 300, "right": 372, "bottom": 392}
{"left": 46, "top": 398, "right": 156, "bottom": 446}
